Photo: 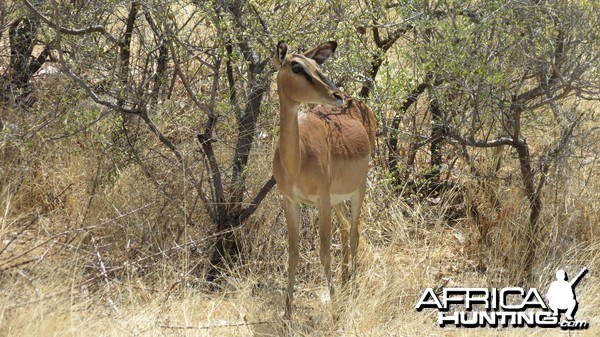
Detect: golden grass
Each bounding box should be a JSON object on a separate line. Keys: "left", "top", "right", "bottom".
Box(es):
{"left": 1, "top": 96, "right": 599, "bottom": 336}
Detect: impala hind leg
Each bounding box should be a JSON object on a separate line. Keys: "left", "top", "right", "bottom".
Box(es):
{"left": 333, "top": 203, "right": 350, "bottom": 284}
{"left": 283, "top": 198, "right": 300, "bottom": 320}
{"left": 350, "top": 181, "right": 366, "bottom": 276}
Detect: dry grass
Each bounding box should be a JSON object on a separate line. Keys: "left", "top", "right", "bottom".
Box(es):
{"left": 1, "top": 94, "right": 599, "bottom": 336}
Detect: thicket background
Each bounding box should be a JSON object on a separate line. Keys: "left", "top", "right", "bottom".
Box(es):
{"left": 1, "top": 0, "right": 599, "bottom": 335}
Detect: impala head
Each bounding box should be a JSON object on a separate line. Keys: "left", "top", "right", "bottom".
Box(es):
{"left": 274, "top": 41, "right": 344, "bottom": 107}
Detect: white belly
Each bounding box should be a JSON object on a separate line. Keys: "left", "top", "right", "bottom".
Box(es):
{"left": 291, "top": 185, "right": 355, "bottom": 205}
{"left": 330, "top": 192, "right": 355, "bottom": 205}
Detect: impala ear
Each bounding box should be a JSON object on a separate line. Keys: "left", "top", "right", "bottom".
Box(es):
{"left": 303, "top": 41, "right": 337, "bottom": 65}
{"left": 274, "top": 41, "right": 288, "bottom": 69}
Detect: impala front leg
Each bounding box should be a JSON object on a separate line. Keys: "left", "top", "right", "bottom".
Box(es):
{"left": 318, "top": 195, "right": 333, "bottom": 300}
{"left": 283, "top": 197, "right": 300, "bottom": 320}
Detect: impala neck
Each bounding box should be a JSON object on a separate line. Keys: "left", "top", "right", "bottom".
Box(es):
{"left": 278, "top": 96, "right": 302, "bottom": 178}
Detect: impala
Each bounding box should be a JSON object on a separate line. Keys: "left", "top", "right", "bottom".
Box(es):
{"left": 272, "top": 41, "right": 376, "bottom": 319}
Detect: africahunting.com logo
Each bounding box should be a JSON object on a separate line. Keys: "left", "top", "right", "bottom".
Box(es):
{"left": 416, "top": 268, "right": 589, "bottom": 330}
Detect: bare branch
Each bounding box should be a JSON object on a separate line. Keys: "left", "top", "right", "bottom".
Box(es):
{"left": 21, "top": 0, "right": 119, "bottom": 45}
{"left": 238, "top": 176, "right": 276, "bottom": 223}
{"left": 197, "top": 133, "right": 225, "bottom": 220}
{"left": 160, "top": 320, "right": 275, "bottom": 331}
{"left": 164, "top": 24, "right": 212, "bottom": 116}
{"left": 447, "top": 133, "right": 517, "bottom": 148}
{"left": 57, "top": 60, "right": 140, "bottom": 114}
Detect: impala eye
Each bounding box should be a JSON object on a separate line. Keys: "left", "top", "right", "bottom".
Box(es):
{"left": 290, "top": 61, "right": 313, "bottom": 83}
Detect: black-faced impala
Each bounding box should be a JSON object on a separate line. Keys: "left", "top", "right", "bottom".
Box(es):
{"left": 272, "top": 41, "right": 376, "bottom": 319}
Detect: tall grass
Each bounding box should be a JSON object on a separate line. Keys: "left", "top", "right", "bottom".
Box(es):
{"left": 1, "top": 96, "right": 599, "bottom": 336}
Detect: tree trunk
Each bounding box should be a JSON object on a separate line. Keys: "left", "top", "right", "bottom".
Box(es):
{"left": 117, "top": 1, "right": 138, "bottom": 108}
{"left": 388, "top": 82, "right": 431, "bottom": 185}
{"left": 6, "top": 17, "right": 39, "bottom": 107}
{"left": 427, "top": 97, "right": 444, "bottom": 193}
{"left": 514, "top": 139, "right": 543, "bottom": 277}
